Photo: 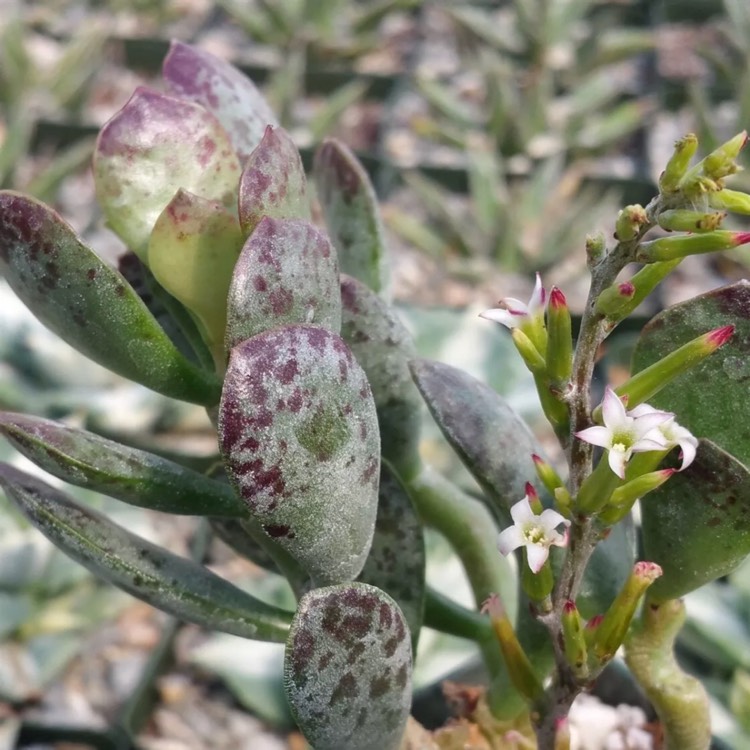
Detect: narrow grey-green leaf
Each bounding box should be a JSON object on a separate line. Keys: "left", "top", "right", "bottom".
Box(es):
{"left": 340, "top": 275, "right": 422, "bottom": 480}
{"left": 359, "top": 466, "right": 425, "bottom": 649}
{"left": 219, "top": 325, "right": 380, "bottom": 585}
{"left": 0, "top": 412, "right": 244, "bottom": 517}
{"left": 0, "top": 463, "right": 291, "bottom": 641}
{"left": 284, "top": 583, "right": 411, "bottom": 750}
{"left": 225, "top": 218, "right": 341, "bottom": 352}
{"left": 409, "top": 357, "right": 538, "bottom": 522}
{"left": 642, "top": 440, "right": 750, "bottom": 602}
{"left": 0, "top": 192, "right": 221, "bottom": 406}
{"left": 631, "top": 280, "right": 750, "bottom": 466}
{"left": 313, "top": 138, "right": 389, "bottom": 296}
{"left": 238, "top": 125, "right": 310, "bottom": 236}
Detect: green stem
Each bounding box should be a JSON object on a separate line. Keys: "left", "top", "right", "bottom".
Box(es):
{"left": 424, "top": 587, "right": 494, "bottom": 642}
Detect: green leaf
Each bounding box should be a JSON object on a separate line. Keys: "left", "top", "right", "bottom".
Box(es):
{"left": 0, "top": 463, "right": 291, "bottom": 641}
{"left": 225, "top": 218, "right": 341, "bottom": 352}
{"left": 642, "top": 440, "right": 750, "bottom": 601}
{"left": 148, "top": 189, "right": 244, "bottom": 368}
{"left": 632, "top": 280, "right": 750, "bottom": 466}
{"left": 238, "top": 125, "right": 310, "bottom": 236}
{"left": 313, "top": 138, "right": 389, "bottom": 296}
{"left": 219, "top": 325, "right": 380, "bottom": 585}
{"left": 359, "top": 466, "right": 425, "bottom": 650}
{"left": 284, "top": 583, "right": 412, "bottom": 750}
{"left": 0, "top": 192, "right": 221, "bottom": 406}
{"left": 409, "top": 357, "right": 538, "bottom": 522}
{"left": 93, "top": 87, "right": 241, "bottom": 257}
{"left": 0, "top": 412, "right": 244, "bottom": 517}
{"left": 162, "top": 41, "right": 278, "bottom": 162}
{"left": 340, "top": 275, "right": 422, "bottom": 480}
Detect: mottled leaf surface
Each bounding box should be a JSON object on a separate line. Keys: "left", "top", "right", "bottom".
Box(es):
{"left": 284, "top": 583, "right": 411, "bottom": 750}
{"left": 163, "top": 40, "right": 278, "bottom": 162}
{"left": 0, "top": 412, "right": 244, "bottom": 517}
{"left": 94, "top": 87, "right": 240, "bottom": 256}
{"left": 0, "top": 463, "right": 291, "bottom": 641}
{"left": 642, "top": 440, "right": 750, "bottom": 601}
{"left": 225, "top": 218, "right": 341, "bottom": 352}
{"left": 359, "top": 466, "right": 425, "bottom": 649}
{"left": 632, "top": 281, "right": 750, "bottom": 466}
{"left": 219, "top": 325, "right": 380, "bottom": 585}
{"left": 314, "top": 139, "right": 389, "bottom": 296}
{"left": 148, "top": 189, "right": 243, "bottom": 365}
{"left": 409, "top": 357, "right": 538, "bottom": 522}
{"left": 341, "top": 275, "right": 422, "bottom": 480}
{"left": 0, "top": 192, "right": 220, "bottom": 406}
{"left": 238, "top": 126, "right": 310, "bottom": 236}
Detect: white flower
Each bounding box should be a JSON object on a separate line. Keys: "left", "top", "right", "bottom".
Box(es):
{"left": 498, "top": 490, "right": 570, "bottom": 573}
{"left": 575, "top": 387, "right": 672, "bottom": 479}
{"left": 628, "top": 404, "right": 698, "bottom": 471}
{"left": 480, "top": 273, "right": 546, "bottom": 330}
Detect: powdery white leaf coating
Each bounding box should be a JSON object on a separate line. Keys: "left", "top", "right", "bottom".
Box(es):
{"left": 0, "top": 463, "right": 290, "bottom": 642}
{"left": 284, "top": 583, "right": 412, "bottom": 750}
{"left": 219, "top": 325, "right": 380, "bottom": 585}
{"left": 225, "top": 218, "right": 341, "bottom": 352}
{"left": 163, "top": 41, "right": 278, "bottom": 163}
{"left": 0, "top": 191, "right": 220, "bottom": 406}
{"left": 340, "top": 275, "right": 422, "bottom": 479}
{"left": 94, "top": 87, "right": 241, "bottom": 257}
{"left": 314, "top": 139, "right": 389, "bottom": 296}
{"left": 238, "top": 125, "right": 310, "bottom": 235}
{"left": 0, "top": 412, "right": 244, "bottom": 517}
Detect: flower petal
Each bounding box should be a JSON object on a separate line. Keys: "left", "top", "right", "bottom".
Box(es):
{"left": 538, "top": 508, "right": 569, "bottom": 533}
{"left": 498, "top": 525, "right": 525, "bottom": 556}
{"left": 510, "top": 496, "right": 535, "bottom": 525}
{"left": 528, "top": 273, "right": 546, "bottom": 315}
{"left": 526, "top": 543, "right": 549, "bottom": 574}
{"left": 632, "top": 410, "right": 674, "bottom": 438}
{"left": 677, "top": 437, "right": 697, "bottom": 470}
{"left": 607, "top": 445, "right": 629, "bottom": 479}
{"left": 575, "top": 425, "right": 612, "bottom": 448}
{"left": 479, "top": 308, "right": 519, "bottom": 328}
{"left": 601, "top": 386, "right": 628, "bottom": 429}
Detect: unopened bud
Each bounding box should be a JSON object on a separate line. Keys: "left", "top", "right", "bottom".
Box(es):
{"left": 709, "top": 187, "right": 750, "bottom": 215}
{"left": 637, "top": 231, "right": 750, "bottom": 263}
{"left": 562, "top": 601, "right": 589, "bottom": 679}
{"left": 532, "top": 454, "right": 564, "bottom": 496}
{"left": 546, "top": 287, "right": 573, "bottom": 386}
{"left": 586, "top": 233, "right": 606, "bottom": 266}
{"left": 659, "top": 133, "right": 698, "bottom": 193}
{"left": 599, "top": 469, "right": 676, "bottom": 525}
{"left": 615, "top": 204, "right": 649, "bottom": 242}
{"left": 657, "top": 209, "right": 726, "bottom": 233}
{"left": 591, "top": 562, "right": 662, "bottom": 665}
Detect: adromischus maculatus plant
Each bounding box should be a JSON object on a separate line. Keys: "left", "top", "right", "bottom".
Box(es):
{"left": 1, "top": 41, "right": 750, "bottom": 750}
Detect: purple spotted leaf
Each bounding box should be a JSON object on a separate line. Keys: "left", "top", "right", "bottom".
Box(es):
{"left": 0, "top": 192, "right": 221, "bottom": 406}
{"left": 314, "top": 139, "right": 389, "bottom": 296}
{"left": 632, "top": 281, "right": 750, "bottom": 466}
{"left": 641, "top": 440, "right": 750, "bottom": 601}
{"left": 283, "top": 583, "right": 412, "bottom": 750}
{"left": 409, "top": 357, "right": 538, "bottom": 523}
{"left": 219, "top": 325, "right": 380, "bottom": 585}
{"left": 163, "top": 40, "right": 278, "bottom": 163}
{"left": 94, "top": 87, "right": 241, "bottom": 257}
{"left": 0, "top": 463, "right": 291, "bottom": 641}
{"left": 0, "top": 412, "right": 244, "bottom": 517}
{"left": 225, "top": 218, "right": 341, "bottom": 352}
{"left": 148, "top": 189, "right": 244, "bottom": 368}
{"left": 340, "top": 275, "right": 422, "bottom": 480}
{"left": 358, "top": 466, "right": 425, "bottom": 650}
{"left": 238, "top": 125, "right": 310, "bottom": 236}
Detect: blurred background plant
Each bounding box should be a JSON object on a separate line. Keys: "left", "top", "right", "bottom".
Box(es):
{"left": 4, "top": 0, "right": 750, "bottom": 748}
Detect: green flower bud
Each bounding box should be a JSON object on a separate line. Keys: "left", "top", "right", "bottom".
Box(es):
{"left": 659, "top": 133, "right": 698, "bottom": 193}
{"left": 532, "top": 454, "right": 565, "bottom": 497}
{"left": 546, "top": 287, "right": 573, "bottom": 386}
{"left": 708, "top": 187, "right": 750, "bottom": 215}
{"left": 562, "top": 600, "right": 589, "bottom": 680}
{"left": 599, "top": 469, "right": 676, "bottom": 526}
{"left": 615, "top": 204, "right": 648, "bottom": 242}
{"left": 586, "top": 233, "right": 606, "bottom": 266}
{"left": 702, "top": 130, "right": 748, "bottom": 180}
{"left": 657, "top": 209, "right": 726, "bottom": 233}
{"left": 636, "top": 231, "right": 750, "bottom": 263}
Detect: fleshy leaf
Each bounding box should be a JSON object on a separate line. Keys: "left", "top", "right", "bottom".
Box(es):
{"left": 642, "top": 440, "right": 750, "bottom": 601}
{"left": 163, "top": 40, "right": 278, "bottom": 163}
{"left": 0, "top": 412, "right": 244, "bottom": 517}
{"left": 148, "top": 189, "right": 244, "bottom": 369}
{"left": 238, "top": 125, "right": 310, "bottom": 236}
{"left": 409, "top": 357, "right": 538, "bottom": 522}
{"left": 0, "top": 192, "right": 221, "bottom": 406}
{"left": 283, "top": 583, "right": 412, "bottom": 750}
{"left": 225, "top": 218, "right": 341, "bottom": 352}
{"left": 340, "top": 275, "right": 422, "bottom": 480}
{"left": 313, "top": 138, "right": 389, "bottom": 296}
{"left": 219, "top": 325, "right": 380, "bottom": 585}
{"left": 0, "top": 463, "right": 291, "bottom": 641}
{"left": 359, "top": 466, "right": 425, "bottom": 650}
{"left": 94, "top": 87, "right": 241, "bottom": 257}
{"left": 632, "top": 280, "right": 750, "bottom": 466}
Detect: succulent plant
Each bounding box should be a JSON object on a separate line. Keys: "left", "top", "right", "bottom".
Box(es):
{"left": 3, "top": 40, "right": 750, "bottom": 750}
